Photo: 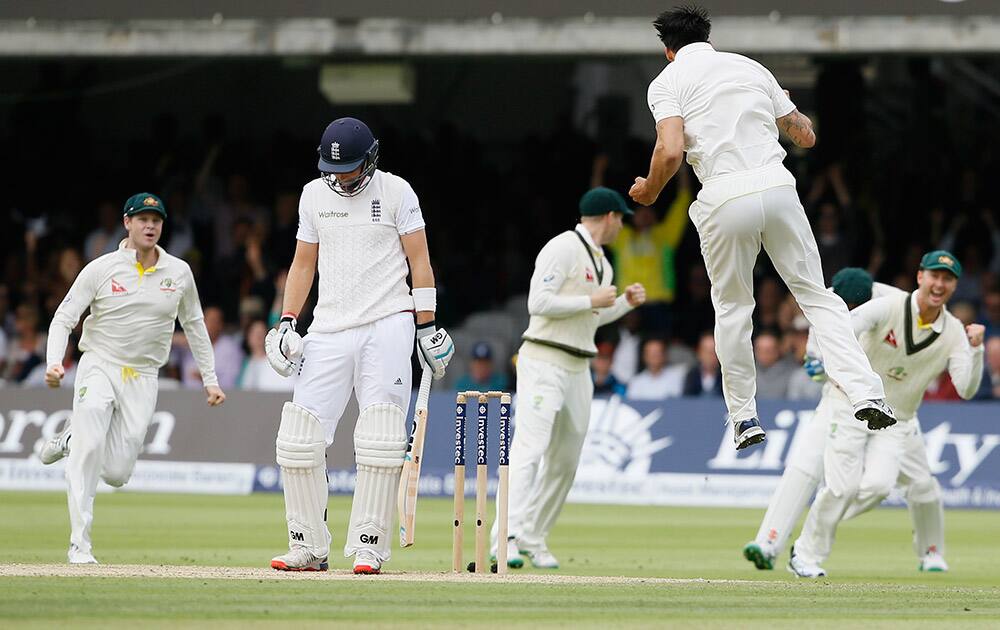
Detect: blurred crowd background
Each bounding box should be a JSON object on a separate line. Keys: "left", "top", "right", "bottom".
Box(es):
{"left": 2, "top": 56, "right": 1000, "bottom": 401}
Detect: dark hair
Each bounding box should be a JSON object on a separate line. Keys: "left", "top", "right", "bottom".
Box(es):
{"left": 653, "top": 5, "right": 711, "bottom": 52}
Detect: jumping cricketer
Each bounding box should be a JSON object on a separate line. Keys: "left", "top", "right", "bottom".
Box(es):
{"left": 265, "top": 117, "right": 454, "bottom": 574}
{"left": 788, "top": 252, "right": 984, "bottom": 577}
{"left": 496, "top": 187, "right": 646, "bottom": 569}
{"left": 629, "top": 6, "right": 895, "bottom": 450}
{"left": 38, "top": 192, "right": 225, "bottom": 564}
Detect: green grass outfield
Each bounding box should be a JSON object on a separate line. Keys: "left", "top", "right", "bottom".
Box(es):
{"left": 1, "top": 491, "right": 998, "bottom": 628}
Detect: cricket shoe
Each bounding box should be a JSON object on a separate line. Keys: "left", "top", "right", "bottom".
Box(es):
{"left": 919, "top": 550, "right": 949, "bottom": 573}
{"left": 522, "top": 547, "right": 560, "bottom": 569}
{"left": 787, "top": 546, "right": 826, "bottom": 578}
{"left": 491, "top": 537, "right": 525, "bottom": 569}
{"left": 853, "top": 399, "right": 897, "bottom": 430}
{"left": 270, "top": 548, "right": 328, "bottom": 571}
{"left": 353, "top": 550, "right": 381, "bottom": 575}
{"left": 742, "top": 541, "right": 775, "bottom": 571}
{"left": 733, "top": 418, "right": 766, "bottom": 450}
{"left": 68, "top": 544, "right": 98, "bottom": 565}
{"left": 37, "top": 427, "right": 71, "bottom": 465}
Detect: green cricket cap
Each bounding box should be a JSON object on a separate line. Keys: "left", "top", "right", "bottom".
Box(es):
{"left": 831, "top": 267, "right": 873, "bottom": 305}
{"left": 123, "top": 193, "right": 167, "bottom": 219}
{"left": 919, "top": 250, "right": 962, "bottom": 278}
{"left": 579, "top": 187, "right": 633, "bottom": 217}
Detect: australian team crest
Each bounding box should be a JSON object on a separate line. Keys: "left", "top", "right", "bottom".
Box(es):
{"left": 159, "top": 278, "right": 176, "bottom": 293}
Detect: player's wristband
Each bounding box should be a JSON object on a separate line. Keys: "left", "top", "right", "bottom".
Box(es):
{"left": 412, "top": 287, "right": 436, "bottom": 313}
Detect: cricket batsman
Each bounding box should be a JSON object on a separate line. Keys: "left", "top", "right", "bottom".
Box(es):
{"left": 265, "top": 117, "right": 453, "bottom": 574}
{"left": 744, "top": 268, "right": 949, "bottom": 573}
{"left": 630, "top": 6, "right": 894, "bottom": 450}
{"left": 496, "top": 187, "right": 646, "bottom": 569}
{"left": 788, "top": 252, "right": 984, "bottom": 577}
{"left": 38, "top": 193, "right": 226, "bottom": 564}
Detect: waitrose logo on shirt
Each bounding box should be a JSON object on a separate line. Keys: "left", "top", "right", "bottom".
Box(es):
{"left": 318, "top": 211, "right": 349, "bottom": 219}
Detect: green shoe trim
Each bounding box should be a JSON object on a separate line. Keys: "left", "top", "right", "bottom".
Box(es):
{"left": 742, "top": 542, "right": 774, "bottom": 571}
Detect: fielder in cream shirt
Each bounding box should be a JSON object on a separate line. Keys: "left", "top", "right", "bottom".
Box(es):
{"left": 789, "top": 251, "right": 984, "bottom": 578}
{"left": 495, "top": 187, "right": 645, "bottom": 570}
{"left": 38, "top": 192, "right": 225, "bottom": 565}
{"left": 629, "top": 6, "right": 894, "bottom": 450}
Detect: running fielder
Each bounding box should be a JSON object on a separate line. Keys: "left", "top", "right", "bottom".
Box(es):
{"left": 495, "top": 187, "right": 646, "bottom": 569}
{"left": 744, "top": 268, "right": 948, "bottom": 572}
{"left": 788, "top": 252, "right": 983, "bottom": 577}
{"left": 630, "top": 6, "right": 894, "bottom": 450}
{"left": 38, "top": 193, "right": 225, "bottom": 564}
{"left": 265, "top": 117, "right": 453, "bottom": 574}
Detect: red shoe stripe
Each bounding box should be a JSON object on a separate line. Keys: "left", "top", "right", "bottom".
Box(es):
{"left": 353, "top": 565, "right": 380, "bottom": 575}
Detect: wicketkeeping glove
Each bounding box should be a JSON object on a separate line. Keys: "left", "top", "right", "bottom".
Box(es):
{"left": 416, "top": 323, "right": 454, "bottom": 381}
{"left": 265, "top": 315, "right": 304, "bottom": 377}
{"left": 803, "top": 355, "right": 827, "bottom": 382}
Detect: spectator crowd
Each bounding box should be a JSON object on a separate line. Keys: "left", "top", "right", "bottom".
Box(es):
{"left": 3, "top": 60, "right": 1000, "bottom": 401}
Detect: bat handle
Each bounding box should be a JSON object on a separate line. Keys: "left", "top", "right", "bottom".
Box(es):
{"left": 415, "top": 368, "right": 433, "bottom": 411}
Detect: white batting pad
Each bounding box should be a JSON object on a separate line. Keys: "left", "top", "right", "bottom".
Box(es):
{"left": 276, "top": 402, "right": 331, "bottom": 558}
{"left": 345, "top": 403, "right": 407, "bottom": 561}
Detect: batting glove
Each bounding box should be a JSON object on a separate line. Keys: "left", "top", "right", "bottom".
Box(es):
{"left": 417, "top": 323, "right": 454, "bottom": 381}
{"left": 803, "top": 355, "right": 827, "bottom": 382}
{"left": 265, "top": 315, "right": 304, "bottom": 377}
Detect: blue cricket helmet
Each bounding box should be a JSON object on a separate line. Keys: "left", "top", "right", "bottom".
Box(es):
{"left": 317, "top": 117, "right": 379, "bottom": 196}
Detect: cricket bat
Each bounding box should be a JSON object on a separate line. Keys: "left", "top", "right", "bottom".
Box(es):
{"left": 398, "top": 368, "right": 433, "bottom": 547}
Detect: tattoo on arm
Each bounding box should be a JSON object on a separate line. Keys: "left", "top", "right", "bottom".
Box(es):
{"left": 776, "top": 110, "right": 815, "bottom": 148}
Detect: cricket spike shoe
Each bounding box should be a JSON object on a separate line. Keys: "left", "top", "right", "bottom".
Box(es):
{"left": 271, "top": 548, "right": 328, "bottom": 572}
{"left": 67, "top": 544, "right": 98, "bottom": 565}
{"left": 523, "top": 547, "right": 560, "bottom": 569}
{"left": 491, "top": 537, "right": 526, "bottom": 569}
{"left": 742, "top": 541, "right": 775, "bottom": 571}
{"left": 352, "top": 549, "right": 381, "bottom": 575}
{"left": 787, "top": 546, "right": 826, "bottom": 578}
{"left": 733, "top": 418, "right": 766, "bottom": 450}
{"left": 37, "top": 428, "right": 71, "bottom": 465}
{"left": 919, "top": 550, "right": 949, "bottom": 573}
{"left": 853, "top": 399, "right": 897, "bottom": 430}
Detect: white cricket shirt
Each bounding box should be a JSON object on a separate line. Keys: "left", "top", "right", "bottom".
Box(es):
{"left": 47, "top": 242, "right": 218, "bottom": 385}
{"left": 647, "top": 42, "right": 796, "bottom": 184}
{"left": 296, "top": 170, "right": 425, "bottom": 333}
{"left": 521, "top": 224, "right": 633, "bottom": 371}
{"left": 823, "top": 291, "right": 984, "bottom": 421}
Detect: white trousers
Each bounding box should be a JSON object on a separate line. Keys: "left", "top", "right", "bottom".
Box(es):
{"left": 753, "top": 394, "right": 830, "bottom": 555}
{"left": 66, "top": 352, "right": 158, "bottom": 554}
{"left": 690, "top": 183, "right": 884, "bottom": 422}
{"left": 495, "top": 353, "right": 593, "bottom": 551}
{"left": 292, "top": 312, "right": 414, "bottom": 444}
{"left": 793, "top": 390, "right": 937, "bottom": 565}
{"left": 287, "top": 312, "right": 413, "bottom": 561}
